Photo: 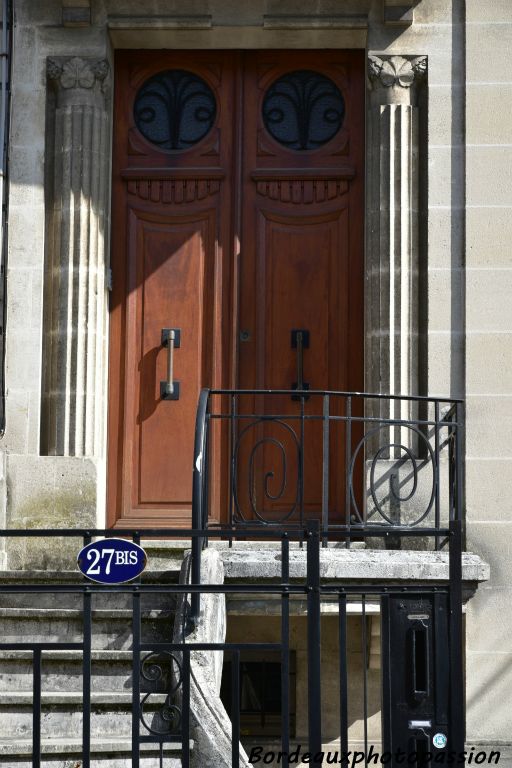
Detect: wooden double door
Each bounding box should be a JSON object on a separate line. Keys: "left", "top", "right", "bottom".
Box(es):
{"left": 108, "top": 50, "right": 364, "bottom": 528}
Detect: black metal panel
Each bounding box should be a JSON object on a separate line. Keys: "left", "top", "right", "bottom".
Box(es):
{"left": 381, "top": 593, "right": 450, "bottom": 761}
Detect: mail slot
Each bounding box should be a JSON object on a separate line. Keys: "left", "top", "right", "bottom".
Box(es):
{"left": 381, "top": 595, "right": 450, "bottom": 761}
{"left": 409, "top": 719, "right": 432, "bottom": 729}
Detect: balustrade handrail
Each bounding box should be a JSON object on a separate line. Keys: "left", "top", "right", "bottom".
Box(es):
{"left": 190, "top": 387, "right": 464, "bottom": 621}
{"left": 191, "top": 389, "right": 463, "bottom": 533}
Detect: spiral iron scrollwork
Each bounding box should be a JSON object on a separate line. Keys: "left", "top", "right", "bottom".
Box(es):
{"left": 233, "top": 418, "right": 301, "bottom": 524}
{"left": 134, "top": 69, "right": 216, "bottom": 151}
{"left": 349, "top": 424, "right": 437, "bottom": 527}
{"left": 262, "top": 69, "right": 345, "bottom": 150}
{"left": 140, "top": 651, "right": 183, "bottom": 736}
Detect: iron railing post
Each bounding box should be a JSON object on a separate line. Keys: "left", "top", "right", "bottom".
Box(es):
{"left": 306, "top": 519, "right": 322, "bottom": 762}
{"left": 338, "top": 593, "right": 348, "bottom": 761}
{"left": 321, "top": 395, "right": 329, "bottom": 545}
{"left": 449, "top": 517, "right": 465, "bottom": 754}
{"left": 32, "top": 648, "right": 41, "bottom": 768}
{"left": 434, "top": 400, "right": 441, "bottom": 549}
{"left": 345, "top": 395, "right": 352, "bottom": 547}
{"left": 231, "top": 649, "right": 241, "bottom": 767}
{"left": 181, "top": 649, "right": 191, "bottom": 768}
{"left": 191, "top": 388, "right": 210, "bottom": 624}
{"left": 82, "top": 531, "right": 92, "bottom": 768}
{"left": 281, "top": 533, "right": 290, "bottom": 761}
{"left": 456, "top": 400, "right": 465, "bottom": 543}
{"left": 131, "top": 531, "right": 141, "bottom": 768}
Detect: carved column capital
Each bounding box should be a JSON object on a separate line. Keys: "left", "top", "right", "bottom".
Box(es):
{"left": 368, "top": 54, "right": 427, "bottom": 105}
{"left": 47, "top": 56, "right": 110, "bottom": 106}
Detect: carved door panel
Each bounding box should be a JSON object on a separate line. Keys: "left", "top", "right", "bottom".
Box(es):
{"left": 236, "top": 52, "right": 364, "bottom": 524}
{"left": 108, "top": 52, "right": 236, "bottom": 527}
{"left": 108, "top": 51, "right": 364, "bottom": 527}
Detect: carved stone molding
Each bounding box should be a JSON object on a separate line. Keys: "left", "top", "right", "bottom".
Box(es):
{"left": 368, "top": 55, "right": 426, "bottom": 88}
{"left": 47, "top": 56, "right": 108, "bottom": 89}
{"left": 368, "top": 54, "right": 426, "bottom": 106}
{"left": 47, "top": 56, "right": 109, "bottom": 107}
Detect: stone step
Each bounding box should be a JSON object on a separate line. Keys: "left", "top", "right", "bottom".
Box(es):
{"left": 0, "top": 569, "right": 180, "bottom": 609}
{"left": 0, "top": 607, "right": 177, "bottom": 648}
{"left": 0, "top": 650, "right": 177, "bottom": 693}
{"left": 0, "top": 736, "right": 189, "bottom": 767}
{"left": 0, "top": 555, "right": 190, "bottom": 763}
{"left": 0, "top": 590, "right": 179, "bottom": 610}
{"left": 0, "top": 692, "right": 184, "bottom": 739}
{"left": 141, "top": 541, "right": 188, "bottom": 572}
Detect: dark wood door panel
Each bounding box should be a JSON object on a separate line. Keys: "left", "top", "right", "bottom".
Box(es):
{"left": 128, "top": 209, "right": 216, "bottom": 512}
{"left": 236, "top": 51, "right": 364, "bottom": 523}
{"left": 108, "top": 50, "right": 364, "bottom": 527}
{"left": 258, "top": 208, "right": 348, "bottom": 389}
{"left": 108, "top": 52, "right": 236, "bottom": 527}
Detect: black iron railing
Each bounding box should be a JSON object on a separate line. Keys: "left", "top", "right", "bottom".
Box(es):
{"left": 191, "top": 389, "right": 464, "bottom": 598}
{"left": 192, "top": 389, "right": 463, "bottom": 535}
{"left": 0, "top": 523, "right": 464, "bottom": 767}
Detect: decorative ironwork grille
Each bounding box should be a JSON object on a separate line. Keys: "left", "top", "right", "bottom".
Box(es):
{"left": 262, "top": 70, "right": 345, "bottom": 150}
{"left": 134, "top": 69, "right": 216, "bottom": 151}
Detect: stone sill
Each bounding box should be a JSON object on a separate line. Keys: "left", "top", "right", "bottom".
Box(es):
{"left": 220, "top": 547, "right": 489, "bottom": 584}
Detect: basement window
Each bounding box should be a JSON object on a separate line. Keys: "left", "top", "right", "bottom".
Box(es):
{"left": 220, "top": 651, "right": 296, "bottom": 737}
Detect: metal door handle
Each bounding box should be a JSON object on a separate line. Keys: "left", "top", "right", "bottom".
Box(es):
{"left": 160, "top": 328, "right": 181, "bottom": 400}
{"left": 291, "top": 329, "right": 310, "bottom": 400}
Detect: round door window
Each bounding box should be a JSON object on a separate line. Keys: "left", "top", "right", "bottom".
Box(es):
{"left": 134, "top": 69, "right": 217, "bottom": 151}
{"left": 262, "top": 69, "right": 345, "bottom": 151}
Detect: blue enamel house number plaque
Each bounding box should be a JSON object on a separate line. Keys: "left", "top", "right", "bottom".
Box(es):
{"left": 77, "top": 539, "right": 147, "bottom": 584}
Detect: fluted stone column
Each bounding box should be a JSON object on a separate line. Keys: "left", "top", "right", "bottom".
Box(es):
{"left": 366, "top": 54, "right": 427, "bottom": 421}
{"left": 42, "top": 57, "right": 110, "bottom": 457}
{"left": 363, "top": 55, "right": 428, "bottom": 532}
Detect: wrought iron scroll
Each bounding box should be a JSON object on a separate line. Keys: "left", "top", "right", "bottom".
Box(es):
{"left": 262, "top": 69, "right": 345, "bottom": 150}
{"left": 232, "top": 418, "right": 302, "bottom": 524}
{"left": 134, "top": 69, "right": 216, "bottom": 151}
{"left": 349, "top": 423, "right": 437, "bottom": 527}
{"left": 140, "top": 651, "right": 183, "bottom": 736}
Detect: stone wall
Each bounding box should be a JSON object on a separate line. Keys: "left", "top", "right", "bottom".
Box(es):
{"left": 464, "top": 0, "right": 512, "bottom": 747}
{"left": 2, "top": 0, "right": 112, "bottom": 556}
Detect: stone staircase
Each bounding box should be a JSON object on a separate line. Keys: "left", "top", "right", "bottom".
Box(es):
{"left": 0, "top": 542, "right": 192, "bottom": 767}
